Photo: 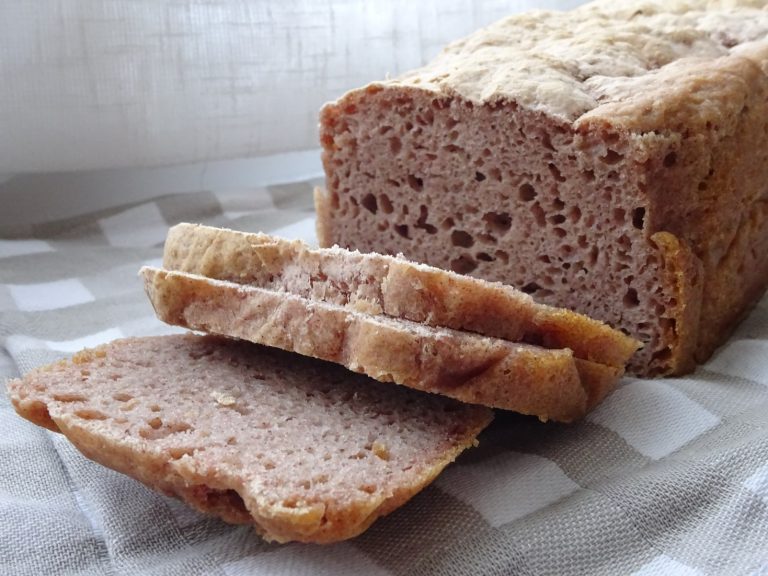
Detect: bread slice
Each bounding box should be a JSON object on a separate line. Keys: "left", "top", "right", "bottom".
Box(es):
{"left": 161, "top": 223, "right": 639, "bottom": 368}
{"left": 6, "top": 334, "right": 493, "bottom": 543}
{"left": 316, "top": 2, "right": 768, "bottom": 376}
{"left": 142, "top": 266, "right": 621, "bottom": 422}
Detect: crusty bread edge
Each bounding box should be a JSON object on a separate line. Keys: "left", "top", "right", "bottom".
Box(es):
{"left": 141, "top": 266, "right": 594, "bottom": 422}
{"left": 163, "top": 220, "right": 640, "bottom": 369}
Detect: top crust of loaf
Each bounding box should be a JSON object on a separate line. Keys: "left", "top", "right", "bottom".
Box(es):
{"left": 373, "top": 0, "right": 768, "bottom": 122}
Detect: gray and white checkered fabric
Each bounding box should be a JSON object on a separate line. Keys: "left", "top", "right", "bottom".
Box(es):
{"left": 2, "top": 155, "right": 768, "bottom": 575}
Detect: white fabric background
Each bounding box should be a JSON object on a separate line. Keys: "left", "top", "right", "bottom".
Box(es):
{"left": 0, "top": 0, "right": 586, "bottom": 172}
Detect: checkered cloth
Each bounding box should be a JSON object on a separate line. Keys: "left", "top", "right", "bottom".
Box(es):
{"left": 2, "top": 155, "right": 768, "bottom": 576}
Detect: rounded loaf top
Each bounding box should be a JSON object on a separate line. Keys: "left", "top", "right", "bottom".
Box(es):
{"left": 384, "top": 0, "right": 768, "bottom": 122}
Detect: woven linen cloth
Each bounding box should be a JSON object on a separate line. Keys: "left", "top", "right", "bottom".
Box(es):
{"left": 2, "top": 155, "right": 768, "bottom": 576}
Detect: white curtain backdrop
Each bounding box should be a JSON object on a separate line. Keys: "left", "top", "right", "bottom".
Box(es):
{"left": 0, "top": 0, "right": 586, "bottom": 173}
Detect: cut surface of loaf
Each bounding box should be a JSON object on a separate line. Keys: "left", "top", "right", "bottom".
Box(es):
{"left": 6, "top": 334, "right": 493, "bottom": 543}
{"left": 317, "top": 0, "right": 768, "bottom": 376}
{"left": 142, "top": 266, "right": 622, "bottom": 422}
{"left": 162, "top": 222, "right": 638, "bottom": 368}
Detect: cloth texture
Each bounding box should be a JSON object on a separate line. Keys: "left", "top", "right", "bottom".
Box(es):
{"left": 2, "top": 155, "right": 768, "bottom": 575}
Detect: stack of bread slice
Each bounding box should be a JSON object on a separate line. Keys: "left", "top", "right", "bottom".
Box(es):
{"left": 143, "top": 223, "right": 639, "bottom": 422}
{"left": 8, "top": 222, "right": 638, "bottom": 543}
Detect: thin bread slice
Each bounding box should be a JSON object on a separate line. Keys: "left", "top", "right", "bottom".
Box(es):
{"left": 161, "top": 222, "right": 639, "bottom": 368}
{"left": 6, "top": 334, "right": 493, "bottom": 543}
{"left": 142, "top": 266, "right": 621, "bottom": 421}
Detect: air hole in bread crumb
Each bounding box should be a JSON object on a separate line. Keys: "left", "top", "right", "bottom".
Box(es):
{"left": 482, "top": 211, "right": 512, "bottom": 234}
{"left": 531, "top": 203, "right": 546, "bottom": 227}
{"left": 588, "top": 246, "right": 599, "bottom": 266}
{"left": 495, "top": 250, "right": 509, "bottom": 264}
{"left": 518, "top": 183, "right": 537, "bottom": 202}
{"left": 379, "top": 193, "right": 394, "bottom": 214}
{"left": 53, "top": 392, "right": 87, "bottom": 403}
{"left": 451, "top": 230, "right": 474, "bottom": 248}
{"left": 440, "top": 217, "right": 455, "bottom": 230}
{"left": 389, "top": 137, "right": 402, "bottom": 155}
{"left": 521, "top": 282, "right": 541, "bottom": 294}
{"left": 601, "top": 149, "right": 624, "bottom": 165}
{"left": 623, "top": 288, "right": 640, "bottom": 308}
{"left": 418, "top": 109, "right": 434, "bottom": 126}
{"left": 475, "top": 171, "right": 486, "bottom": 182}
{"left": 548, "top": 163, "right": 566, "bottom": 182}
{"left": 150, "top": 404, "right": 161, "bottom": 412}
{"left": 361, "top": 193, "right": 378, "bottom": 214}
{"left": 394, "top": 224, "right": 410, "bottom": 239}
{"left": 75, "top": 409, "right": 107, "bottom": 421}
{"left": 489, "top": 167, "right": 502, "bottom": 182}
{"left": 415, "top": 205, "right": 437, "bottom": 234}
{"left": 359, "top": 484, "right": 377, "bottom": 494}
{"left": 632, "top": 207, "right": 646, "bottom": 229}
{"left": 663, "top": 152, "right": 677, "bottom": 167}
{"left": 553, "top": 227, "right": 567, "bottom": 238}
{"left": 407, "top": 175, "right": 423, "bottom": 191}
{"left": 450, "top": 255, "right": 478, "bottom": 274}
{"left": 549, "top": 214, "right": 566, "bottom": 225}
{"left": 476, "top": 252, "right": 494, "bottom": 262}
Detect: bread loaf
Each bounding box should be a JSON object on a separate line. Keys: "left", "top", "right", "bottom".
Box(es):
{"left": 7, "top": 334, "right": 493, "bottom": 543}
{"left": 162, "top": 223, "right": 638, "bottom": 368}
{"left": 142, "top": 266, "right": 622, "bottom": 421}
{"left": 316, "top": 0, "right": 768, "bottom": 376}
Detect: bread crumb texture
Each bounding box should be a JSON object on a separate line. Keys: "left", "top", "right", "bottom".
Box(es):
{"left": 7, "top": 334, "right": 492, "bottom": 543}
{"left": 319, "top": 0, "right": 768, "bottom": 376}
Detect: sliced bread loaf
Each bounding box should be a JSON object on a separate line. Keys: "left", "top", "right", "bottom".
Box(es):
{"left": 162, "top": 223, "right": 638, "bottom": 368}
{"left": 7, "top": 334, "right": 493, "bottom": 543}
{"left": 142, "top": 266, "right": 621, "bottom": 421}
{"left": 316, "top": 1, "right": 768, "bottom": 376}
